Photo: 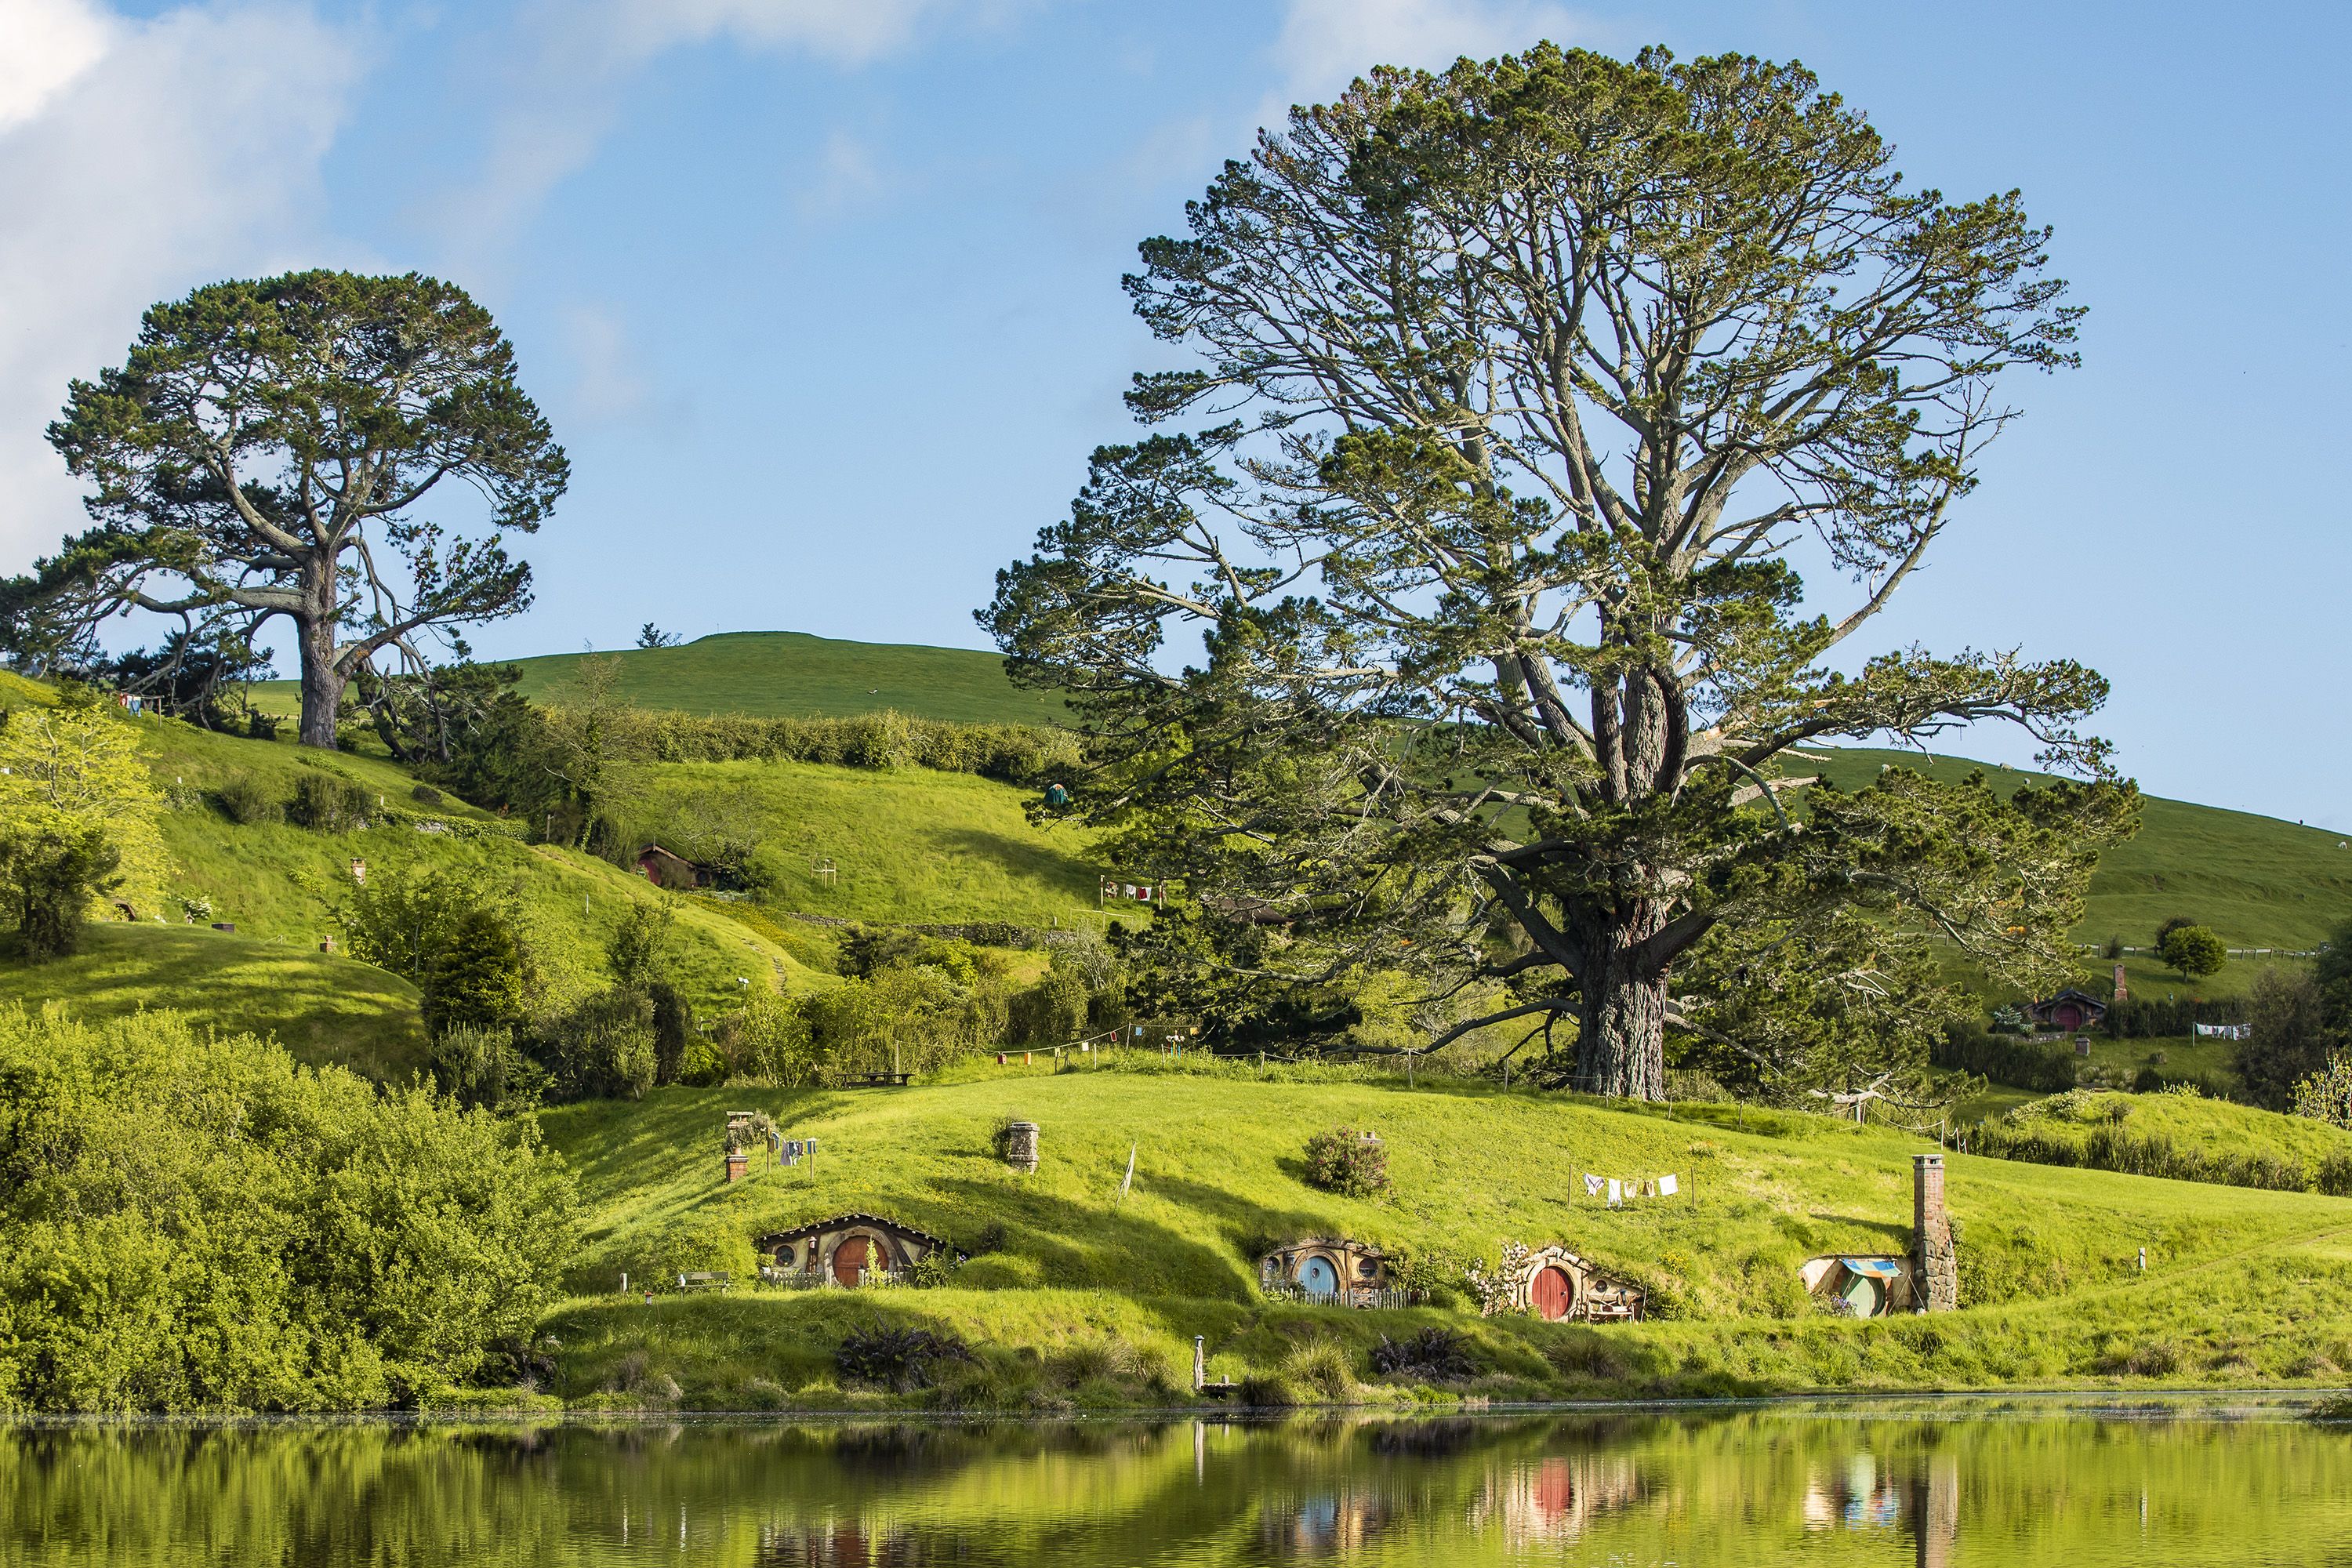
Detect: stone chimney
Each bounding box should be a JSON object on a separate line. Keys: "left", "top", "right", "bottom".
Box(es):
{"left": 1913, "top": 1155, "right": 1958, "bottom": 1312}
{"left": 2114, "top": 962, "right": 2129, "bottom": 1003}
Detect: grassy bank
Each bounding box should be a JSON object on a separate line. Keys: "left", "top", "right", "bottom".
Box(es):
{"left": 530, "top": 1067, "right": 2352, "bottom": 1410}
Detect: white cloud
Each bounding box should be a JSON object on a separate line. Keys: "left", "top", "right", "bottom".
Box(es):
{"left": 0, "top": 0, "right": 116, "bottom": 132}
{"left": 796, "top": 128, "right": 887, "bottom": 218}
{"left": 1272, "top": 0, "right": 1596, "bottom": 103}
{"left": 560, "top": 302, "right": 653, "bottom": 422}
{"left": 0, "top": 1, "right": 361, "bottom": 568}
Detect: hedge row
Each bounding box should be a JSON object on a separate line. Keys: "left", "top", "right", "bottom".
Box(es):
{"left": 1965, "top": 1119, "right": 2352, "bottom": 1197}
{"left": 556, "top": 706, "right": 1082, "bottom": 784}
{"left": 1933, "top": 1026, "right": 2079, "bottom": 1093}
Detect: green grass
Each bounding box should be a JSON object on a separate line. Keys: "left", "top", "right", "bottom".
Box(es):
{"left": 1987, "top": 1087, "right": 2352, "bottom": 1171}
{"left": 1812, "top": 747, "right": 2352, "bottom": 955}
{"left": 0, "top": 924, "right": 428, "bottom": 1080}
{"left": 0, "top": 681, "right": 829, "bottom": 1049}
{"left": 254, "top": 631, "right": 1061, "bottom": 727}
{"left": 630, "top": 757, "right": 1106, "bottom": 927}
{"left": 532, "top": 1065, "right": 2352, "bottom": 1408}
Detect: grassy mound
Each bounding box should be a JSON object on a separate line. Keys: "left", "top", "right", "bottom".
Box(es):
{"left": 629, "top": 757, "right": 1104, "bottom": 927}
{"left": 254, "top": 631, "right": 1059, "bottom": 727}
{"left": 533, "top": 1065, "right": 2352, "bottom": 1408}
{"left": 0, "top": 925, "right": 428, "bottom": 1080}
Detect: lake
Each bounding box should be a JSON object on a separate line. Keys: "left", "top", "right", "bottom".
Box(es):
{"left": 2, "top": 1399, "right": 2345, "bottom": 1565}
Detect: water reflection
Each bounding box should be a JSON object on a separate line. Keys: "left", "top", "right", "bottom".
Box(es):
{"left": 0, "top": 1403, "right": 2343, "bottom": 1566}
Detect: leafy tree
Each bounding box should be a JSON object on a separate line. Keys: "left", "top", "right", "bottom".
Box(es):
{"left": 540, "top": 988, "right": 656, "bottom": 1101}
{"left": 985, "top": 45, "right": 2136, "bottom": 1098}
{"left": 2239, "top": 966, "right": 2339, "bottom": 1111}
{"left": 2293, "top": 1052, "right": 2352, "bottom": 1131}
{"left": 604, "top": 898, "right": 679, "bottom": 995}
{"left": 637, "top": 623, "right": 681, "bottom": 649}
{"left": 19, "top": 270, "right": 567, "bottom": 750}
{"left": 423, "top": 906, "right": 529, "bottom": 1037}
{"left": 2157, "top": 924, "right": 2227, "bottom": 982}
{"left": 0, "top": 702, "right": 168, "bottom": 958}
{"left": 336, "top": 865, "right": 474, "bottom": 980}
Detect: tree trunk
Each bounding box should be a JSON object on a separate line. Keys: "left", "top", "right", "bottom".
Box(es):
{"left": 1571, "top": 913, "right": 1671, "bottom": 1100}
{"left": 296, "top": 611, "right": 343, "bottom": 750}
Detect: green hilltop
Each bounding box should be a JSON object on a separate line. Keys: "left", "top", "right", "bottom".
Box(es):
{"left": 256, "top": 630, "right": 1063, "bottom": 727}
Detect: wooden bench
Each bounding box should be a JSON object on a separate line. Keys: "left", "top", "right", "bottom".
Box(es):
{"left": 848, "top": 1072, "right": 912, "bottom": 1087}
{"left": 677, "top": 1272, "right": 731, "bottom": 1292}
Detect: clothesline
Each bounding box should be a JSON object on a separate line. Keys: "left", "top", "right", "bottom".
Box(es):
{"left": 1582, "top": 1171, "right": 1682, "bottom": 1207}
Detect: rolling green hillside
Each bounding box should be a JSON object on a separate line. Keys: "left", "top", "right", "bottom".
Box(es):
{"left": 535, "top": 1064, "right": 2352, "bottom": 1406}
{"left": 1812, "top": 747, "right": 2352, "bottom": 967}
{"left": 255, "top": 630, "right": 1059, "bottom": 726}
{"left": 629, "top": 757, "right": 1105, "bottom": 927}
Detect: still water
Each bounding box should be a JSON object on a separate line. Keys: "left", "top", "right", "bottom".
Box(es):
{"left": 3, "top": 1401, "right": 2347, "bottom": 1566}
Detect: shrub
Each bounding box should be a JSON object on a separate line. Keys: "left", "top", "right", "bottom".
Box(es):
{"left": 423, "top": 906, "right": 528, "bottom": 1037}
{"left": 409, "top": 782, "right": 443, "bottom": 805}
{"left": 2243, "top": 968, "right": 2340, "bottom": 1111}
{"left": 1370, "top": 1328, "right": 1477, "bottom": 1381}
{"left": 1933, "top": 1025, "right": 2077, "bottom": 1092}
{"left": 1301, "top": 1125, "right": 1389, "bottom": 1197}
{"left": 2296, "top": 1055, "right": 2352, "bottom": 1131}
{"left": 1279, "top": 1338, "right": 1356, "bottom": 1403}
{"left": 834, "top": 1324, "right": 975, "bottom": 1392}
{"left": 428, "top": 1024, "right": 543, "bottom": 1112}
{"left": 0, "top": 1006, "right": 577, "bottom": 1412}
{"left": 713, "top": 993, "right": 819, "bottom": 1085}
{"left": 2156, "top": 924, "right": 2227, "bottom": 981}
{"left": 285, "top": 771, "right": 370, "bottom": 832}
{"left": 214, "top": 774, "right": 280, "bottom": 825}
{"left": 243, "top": 710, "right": 281, "bottom": 741}
{"left": 0, "top": 822, "right": 118, "bottom": 961}
{"left": 539, "top": 988, "right": 656, "bottom": 1101}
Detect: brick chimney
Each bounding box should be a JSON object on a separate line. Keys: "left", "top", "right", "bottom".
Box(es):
{"left": 1913, "top": 1155, "right": 1958, "bottom": 1312}
{"left": 2114, "top": 962, "right": 2129, "bottom": 1003}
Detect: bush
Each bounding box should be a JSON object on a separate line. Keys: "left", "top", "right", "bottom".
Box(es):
{"left": 1301, "top": 1125, "right": 1389, "bottom": 1197}
{"left": 2156, "top": 924, "right": 2227, "bottom": 981}
{"left": 243, "top": 710, "right": 281, "bottom": 741}
{"left": 214, "top": 774, "right": 281, "bottom": 825}
{"left": 285, "top": 771, "right": 370, "bottom": 832}
{"left": 539, "top": 988, "right": 656, "bottom": 1101}
{"left": 0, "top": 822, "right": 118, "bottom": 961}
{"left": 2241, "top": 968, "right": 2340, "bottom": 1111}
{"left": 1370, "top": 1328, "right": 1477, "bottom": 1381}
{"left": 428, "top": 1024, "right": 543, "bottom": 1112}
{"left": 834, "top": 1324, "right": 975, "bottom": 1392}
{"left": 0, "top": 1006, "right": 577, "bottom": 1412}
{"left": 1933, "top": 1025, "right": 2078, "bottom": 1091}
{"left": 1279, "top": 1338, "right": 1356, "bottom": 1403}
{"left": 713, "top": 994, "right": 820, "bottom": 1085}
{"left": 409, "top": 783, "right": 443, "bottom": 805}
{"left": 423, "top": 906, "right": 528, "bottom": 1037}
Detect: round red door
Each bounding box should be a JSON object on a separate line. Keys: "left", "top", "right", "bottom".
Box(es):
{"left": 832, "top": 1236, "right": 870, "bottom": 1286}
{"left": 1531, "top": 1265, "right": 1574, "bottom": 1321}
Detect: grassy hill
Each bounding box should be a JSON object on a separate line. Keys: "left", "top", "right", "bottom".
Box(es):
{"left": 1811, "top": 746, "right": 2352, "bottom": 982}
{"left": 254, "top": 631, "right": 1060, "bottom": 727}
{"left": 534, "top": 1063, "right": 2352, "bottom": 1408}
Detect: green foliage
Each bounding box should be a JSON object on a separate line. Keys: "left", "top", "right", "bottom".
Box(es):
{"left": 712, "top": 993, "right": 822, "bottom": 1086}
{"left": 2294, "top": 1055, "right": 2352, "bottom": 1131}
{"left": 25, "top": 270, "right": 565, "bottom": 747}
{"left": 606, "top": 898, "right": 679, "bottom": 994}
{"left": 1301, "top": 1126, "right": 1390, "bottom": 1198}
{"left": 336, "top": 864, "right": 474, "bottom": 982}
{"left": 2158, "top": 924, "right": 2229, "bottom": 981}
{"left": 213, "top": 773, "right": 281, "bottom": 825}
{"left": 2240, "top": 966, "right": 2343, "bottom": 1111}
{"left": 427, "top": 1024, "right": 543, "bottom": 1113}
{"left": 285, "top": 771, "right": 370, "bottom": 832}
{"left": 422, "top": 906, "right": 528, "bottom": 1037}
{"left": 0, "top": 702, "right": 167, "bottom": 956}
{"left": 541, "top": 988, "right": 656, "bottom": 1101}
{"left": 1933, "top": 1025, "right": 2079, "bottom": 1093}
{"left": 0, "top": 1005, "right": 576, "bottom": 1412}
{"left": 1369, "top": 1327, "right": 1477, "bottom": 1381}
{"left": 983, "top": 44, "right": 2127, "bottom": 1099}
{"left": 835, "top": 1323, "right": 975, "bottom": 1392}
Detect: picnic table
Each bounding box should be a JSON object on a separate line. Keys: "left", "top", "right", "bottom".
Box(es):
{"left": 677, "top": 1272, "right": 731, "bottom": 1292}
{"left": 848, "top": 1072, "right": 912, "bottom": 1087}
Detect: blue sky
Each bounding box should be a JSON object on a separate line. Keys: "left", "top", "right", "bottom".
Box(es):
{"left": 3, "top": 0, "right": 2347, "bottom": 827}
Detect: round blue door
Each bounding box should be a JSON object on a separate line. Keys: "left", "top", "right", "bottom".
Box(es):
{"left": 1299, "top": 1256, "right": 1339, "bottom": 1298}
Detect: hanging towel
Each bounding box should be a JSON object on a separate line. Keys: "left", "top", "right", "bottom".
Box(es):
{"left": 1606, "top": 1178, "right": 1622, "bottom": 1208}
{"left": 1584, "top": 1173, "right": 1603, "bottom": 1198}
{"left": 1658, "top": 1173, "right": 1679, "bottom": 1196}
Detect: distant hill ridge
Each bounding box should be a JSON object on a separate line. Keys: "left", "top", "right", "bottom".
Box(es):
{"left": 249, "top": 630, "right": 2352, "bottom": 957}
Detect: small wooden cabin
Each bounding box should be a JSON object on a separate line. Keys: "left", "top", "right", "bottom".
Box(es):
{"left": 1495, "top": 1243, "right": 1647, "bottom": 1323}
{"left": 1259, "top": 1237, "right": 1396, "bottom": 1305}
{"left": 755, "top": 1213, "right": 947, "bottom": 1287}
{"left": 2026, "top": 988, "right": 2108, "bottom": 1033}
{"left": 635, "top": 843, "right": 710, "bottom": 890}
{"left": 1800, "top": 1254, "right": 1917, "bottom": 1317}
